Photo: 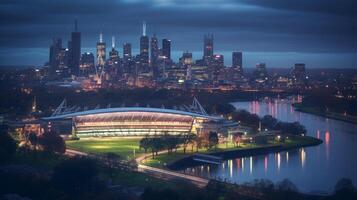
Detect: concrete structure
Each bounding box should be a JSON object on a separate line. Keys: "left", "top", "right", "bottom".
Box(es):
{"left": 42, "top": 99, "right": 238, "bottom": 137}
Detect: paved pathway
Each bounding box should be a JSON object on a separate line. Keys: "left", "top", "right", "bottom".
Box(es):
{"left": 65, "top": 149, "right": 209, "bottom": 188}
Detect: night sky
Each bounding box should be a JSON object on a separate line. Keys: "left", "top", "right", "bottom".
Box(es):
{"left": 1, "top": 0, "right": 357, "bottom": 68}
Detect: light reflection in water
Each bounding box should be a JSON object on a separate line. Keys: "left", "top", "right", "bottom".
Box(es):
{"left": 250, "top": 157, "right": 253, "bottom": 175}
{"left": 325, "top": 131, "right": 330, "bottom": 144}
{"left": 325, "top": 131, "right": 330, "bottom": 160}
{"left": 264, "top": 156, "right": 268, "bottom": 173}
{"left": 277, "top": 153, "right": 281, "bottom": 170}
{"left": 229, "top": 160, "right": 233, "bottom": 178}
{"left": 301, "top": 148, "right": 306, "bottom": 168}
{"left": 183, "top": 100, "right": 357, "bottom": 192}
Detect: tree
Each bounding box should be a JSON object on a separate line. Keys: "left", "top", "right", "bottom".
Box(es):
{"left": 231, "top": 109, "right": 260, "bottom": 128}
{"left": 276, "top": 121, "right": 306, "bottom": 135}
{"left": 0, "top": 131, "right": 17, "bottom": 163}
{"left": 104, "top": 152, "right": 121, "bottom": 179}
{"left": 162, "top": 134, "right": 178, "bottom": 154}
{"left": 139, "top": 136, "right": 151, "bottom": 153}
{"left": 27, "top": 132, "right": 38, "bottom": 150}
{"left": 332, "top": 178, "right": 357, "bottom": 200}
{"left": 208, "top": 131, "right": 219, "bottom": 150}
{"left": 213, "top": 103, "right": 236, "bottom": 115}
{"left": 261, "top": 115, "right": 278, "bottom": 130}
{"left": 233, "top": 134, "right": 241, "bottom": 147}
{"left": 38, "top": 132, "right": 66, "bottom": 154}
{"left": 334, "top": 178, "right": 356, "bottom": 193}
{"left": 182, "top": 134, "right": 195, "bottom": 154}
{"left": 276, "top": 179, "right": 298, "bottom": 192}
{"left": 52, "top": 158, "right": 100, "bottom": 195}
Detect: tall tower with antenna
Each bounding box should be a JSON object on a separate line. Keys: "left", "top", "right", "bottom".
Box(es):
{"left": 111, "top": 36, "right": 115, "bottom": 49}
{"left": 143, "top": 21, "right": 146, "bottom": 36}
{"left": 96, "top": 32, "right": 106, "bottom": 71}
{"left": 140, "top": 21, "right": 149, "bottom": 69}
{"left": 109, "top": 35, "right": 119, "bottom": 65}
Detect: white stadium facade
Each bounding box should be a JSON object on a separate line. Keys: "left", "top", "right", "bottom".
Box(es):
{"left": 41, "top": 99, "right": 239, "bottom": 137}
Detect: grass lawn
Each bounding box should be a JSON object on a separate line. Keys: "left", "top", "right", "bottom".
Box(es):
{"left": 66, "top": 137, "right": 144, "bottom": 160}
{"left": 144, "top": 135, "right": 320, "bottom": 168}
{"left": 65, "top": 135, "right": 321, "bottom": 168}
{"left": 143, "top": 142, "right": 271, "bottom": 168}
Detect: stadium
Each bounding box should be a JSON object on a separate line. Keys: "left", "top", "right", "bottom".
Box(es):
{"left": 42, "top": 99, "right": 238, "bottom": 137}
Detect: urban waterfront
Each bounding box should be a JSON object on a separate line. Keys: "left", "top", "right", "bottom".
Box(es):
{"left": 181, "top": 100, "right": 357, "bottom": 193}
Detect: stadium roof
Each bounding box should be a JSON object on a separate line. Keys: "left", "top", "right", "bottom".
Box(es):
{"left": 42, "top": 107, "right": 222, "bottom": 121}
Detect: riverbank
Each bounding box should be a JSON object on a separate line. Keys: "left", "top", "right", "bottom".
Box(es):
{"left": 143, "top": 135, "right": 322, "bottom": 170}
{"left": 293, "top": 103, "right": 357, "bottom": 124}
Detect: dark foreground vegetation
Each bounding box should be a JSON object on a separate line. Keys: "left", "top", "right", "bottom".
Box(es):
{"left": 1, "top": 127, "right": 356, "bottom": 200}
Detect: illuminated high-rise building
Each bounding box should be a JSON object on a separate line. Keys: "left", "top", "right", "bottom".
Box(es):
{"left": 151, "top": 34, "right": 159, "bottom": 66}
{"left": 232, "top": 52, "right": 243, "bottom": 73}
{"left": 253, "top": 62, "right": 268, "bottom": 81}
{"left": 107, "top": 36, "right": 120, "bottom": 78}
{"left": 49, "top": 38, "right": 62, "bottom": 78}
{"left": 209, "top": 54, "right": 224, "bottom": 82}
{"left": 179, "top": 51, "right": 193, "bottom": 80}
{"left": 123, "top": 43, "right": 132, "bottom": 62}
{"left": 109, "top": 36, "right": 119, "bottom": 62}
{"left": 151, "top": 34, "right": 159, "bottom": 78}
{"left": 96, "top": 33, "right": 106, "bottom": 71}
{"left": 80, "top": 52, "right": 95, "bottom": 76}
{"left": 290, "top": 63, "right": 307, "bottom": 85}
{"left": 179, "top": 51, "right": 193, "bottom": 66}
{"left": 70, "top": 19, "right": 81, "bottom": 75}
{"left": 162, "top": 39, "right": 171, "bottom": 60}
{"left": 140, "top": 21, "right": 149, "bottom": 68}
{"left": 203, "top": 34, "right": 213, "bottom": 64}
{"left": 123, "top": 43, "right": 132, "bottom": 74}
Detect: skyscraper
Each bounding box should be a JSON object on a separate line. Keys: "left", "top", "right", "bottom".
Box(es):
{"left": 123, "top": 43, "right": 132, "bottom": 74}
{"left": 162, "top": 39, "right": 171, "bottom": 60}
{"left": 49, "top": 38, "right": 62, "bottom": 68}
{"left": 203, "top": 34, "right": 213, "bottom": 64}
{"left": 151, "top": 34, "right": 159, "bottom": 78}
{"left": 210, "top": 54, "right": 224, "bottom": 82}
{"left": 253, "top": 63, "right": 268, "bottom": 80}
{"left": 80, "top": 52, "right": 95, "bottom": 76}
{"left": 96, "top": 33, "right": 106, "bottom": 71}
{"left": 49, "top": 38, "right": 62, "bottom": 79}
{"left": 123, "top": 43, "right": 132, "bottom": 62}
{"left": 291, "top": 63, "right": 307, "bottom": 85}
{"left": 140, "top": 21, "right": 149, "bottom": 68}
{"left": 232, "top": 52, "right": 243, "bottom": 74}
{"left": 179, "top": 51, "right": 193, "bottom": 66}
{"left": 109, "top": 36, "right": 119, "bottom": 62}
{"left": 70, "top": 19, "right": 81, "bottom": 75}
{"left": 108, "top": 36, "right": 120, "bottom": 78}
{"left": 150, "top": 35, "right": 159, "bottom": 65}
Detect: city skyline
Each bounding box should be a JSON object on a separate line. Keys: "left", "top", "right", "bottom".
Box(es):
{"left": 0, "top": 0, "right": 357, "bottom": 68}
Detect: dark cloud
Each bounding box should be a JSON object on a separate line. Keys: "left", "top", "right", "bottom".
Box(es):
{"left": 0, "top": 0, "right": 356, "bottom": 67}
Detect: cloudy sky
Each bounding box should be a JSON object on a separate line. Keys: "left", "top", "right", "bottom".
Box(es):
{"left": 0, "top": 0, "right": 357, "bottom": 68}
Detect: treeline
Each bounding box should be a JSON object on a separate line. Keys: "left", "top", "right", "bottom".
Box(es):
{"left": 299, "top": 89, "right": 357, "bottom": 116}
{"left": 139, "top": 132, "right": 219, "bottom": 158}
{"left": 230, "top": 109, "right": 307, "bottom": 135}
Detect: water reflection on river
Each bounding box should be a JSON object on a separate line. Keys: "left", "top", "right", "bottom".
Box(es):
{"left": 180, "top": 100, "right": 357, "bottom": 193}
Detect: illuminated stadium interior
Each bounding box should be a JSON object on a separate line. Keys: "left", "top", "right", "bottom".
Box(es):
{"left": 43, "top": 107, "right": 227, "bottom": 137}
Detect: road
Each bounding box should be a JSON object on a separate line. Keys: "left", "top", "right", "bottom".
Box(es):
{"left": 65, "top": 149, "right": 209, "bottom": 188}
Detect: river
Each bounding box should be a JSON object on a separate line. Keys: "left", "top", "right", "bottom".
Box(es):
{"left": 180, "top": 100, "right": 357, "bottom": 193}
